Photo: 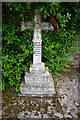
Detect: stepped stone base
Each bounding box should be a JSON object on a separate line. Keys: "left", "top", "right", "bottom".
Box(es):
{"left": 20, "top": 67, "right": 56, "bottom": 97}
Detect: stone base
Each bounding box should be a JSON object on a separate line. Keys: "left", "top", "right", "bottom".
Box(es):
{"left": 30, "top": 62, "right": 45, "bottom": 73}
{"left": 20, "top": 67, "right": 56, "bottom": 97}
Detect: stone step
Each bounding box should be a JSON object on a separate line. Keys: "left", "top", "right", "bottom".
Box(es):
{"left": 20, "top": 80, "right": 55, "bottom": 97}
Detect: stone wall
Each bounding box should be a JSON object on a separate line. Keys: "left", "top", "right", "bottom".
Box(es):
{"left": 68, "top": 43, "right": 80, "bottom": 69}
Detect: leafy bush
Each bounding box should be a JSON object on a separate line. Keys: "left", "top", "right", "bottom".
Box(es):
{"left": 2, "top": 20, "right": 34, "bottom": 92}
{"left": 42, "top": 29, "right": 79, "bottom": 77}
{"left": 2, "top": 2, "right": 79, "bottom": 91}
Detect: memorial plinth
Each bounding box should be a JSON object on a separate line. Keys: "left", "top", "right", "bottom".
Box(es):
{"left": 20, "top": 67, "right": 55, "bottom": 96}
{"left": 20, "top": 10, "right": 56, "bottom": 97}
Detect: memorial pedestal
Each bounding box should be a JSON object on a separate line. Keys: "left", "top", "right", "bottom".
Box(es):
{"left": 20, "top": 66, "right": 56, "bottom": 97}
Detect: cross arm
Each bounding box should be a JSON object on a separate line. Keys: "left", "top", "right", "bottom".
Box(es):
{"left": 40, "top": 22, "right": 54, "bottom": 31}
{"left": 21, "top": 21, "right": 34, "bottom": 31}
{"left": 21, "top": 21, "right": 54, "bottom": 31}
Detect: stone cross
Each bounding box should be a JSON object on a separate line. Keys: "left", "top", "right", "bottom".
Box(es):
{"left": 21, "top": 9, "right": 54, "bottom": 72}
{"left": 20, "top": 9, "right": 55, "bottom": 96}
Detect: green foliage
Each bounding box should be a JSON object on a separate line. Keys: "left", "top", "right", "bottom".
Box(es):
{"left": 60, "top": 2, "right": 80, "bottom": 33}
{"left": 2, "top": 19, "right": 33, "bottom": 92}
{"left": 42, "top": 29, "right": 78, "bottom": 76}
{"left": 2, "top": 2, "right": 80, "bottom": 92}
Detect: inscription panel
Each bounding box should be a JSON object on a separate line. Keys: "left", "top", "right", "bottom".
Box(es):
{"left": 25, "top": 75, "right": 49, "bottom": 85}
{"left": 33, "top": 42, "right": 41, "bottom": 56}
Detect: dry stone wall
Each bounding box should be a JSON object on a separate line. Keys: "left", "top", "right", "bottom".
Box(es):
{"left": 68, "top": 43, "right": 80, "bottom": 69}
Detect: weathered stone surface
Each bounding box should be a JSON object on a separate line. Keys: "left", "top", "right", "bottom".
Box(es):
{"left": 20, "top": 67, "right": 55, "bottom": 96}
{"left": 20, "top": 84, "right": 55, "bottom": 97}
{"left": 54, "top": 69, "right": 79, "bottom": 118}
{"left": 30, "top": 63, "right": 45, "bottom": 73}
{"left": 25, "top": 73, "right": 49, "bottom": 85}
{"left": 68, "top": 49, "right": 80, "bottom": 69}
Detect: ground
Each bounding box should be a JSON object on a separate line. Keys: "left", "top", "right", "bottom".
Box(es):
{"left": 1, "top": 68, "right": 80, "bottom": 119}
